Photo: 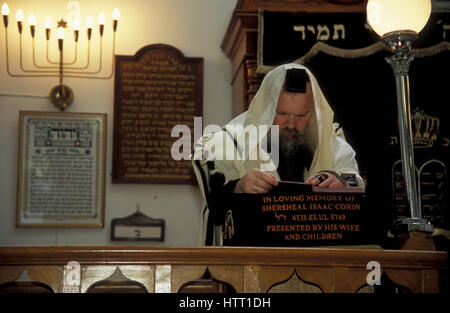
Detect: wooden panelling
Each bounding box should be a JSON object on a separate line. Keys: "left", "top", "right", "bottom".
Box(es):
{"left": 0, "top": 246, "right": 446, "bottom": 293}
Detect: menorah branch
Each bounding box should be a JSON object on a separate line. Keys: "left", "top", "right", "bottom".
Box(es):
{"left": 1, "top": 3, "right": 120, "bottom": 110}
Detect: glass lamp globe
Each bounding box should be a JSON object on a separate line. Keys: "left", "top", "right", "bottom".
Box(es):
{"left": 366, "top": 0, "right": 432, "bottom": 37}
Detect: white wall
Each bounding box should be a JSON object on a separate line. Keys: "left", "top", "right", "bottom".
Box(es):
{"left": 0, "top": 0, "right": 237, "bottom": 246}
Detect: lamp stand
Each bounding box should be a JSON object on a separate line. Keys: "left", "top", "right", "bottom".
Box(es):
{"left": 383, "top": 31, "right": 433, "bottom": 243}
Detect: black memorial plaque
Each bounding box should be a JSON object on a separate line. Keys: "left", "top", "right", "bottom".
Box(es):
{"left": 222, "top": 184, "right": 373, "bottom": 247}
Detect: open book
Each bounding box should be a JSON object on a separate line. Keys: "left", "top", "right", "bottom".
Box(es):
{"left": 278, "top": 180, "right": 364, "bottom": 193}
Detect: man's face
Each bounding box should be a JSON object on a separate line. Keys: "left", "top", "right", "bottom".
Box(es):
{"left": 273, "top": 82, "right": 315, "bottom": 140}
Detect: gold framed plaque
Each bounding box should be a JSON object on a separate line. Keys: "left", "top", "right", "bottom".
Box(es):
{"left": 17, "top": 111, "right": 107, "bottom": 227}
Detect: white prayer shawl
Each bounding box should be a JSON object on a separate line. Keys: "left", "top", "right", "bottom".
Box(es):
{"left": 192, "top": 63, "right": 364, "bottom": 245}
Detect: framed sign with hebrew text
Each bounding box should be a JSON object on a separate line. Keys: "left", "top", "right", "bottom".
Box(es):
{"left": 112, "top": 44, "right": 203, "bottom": 184}
{"left": 17, "top": 111, "right": 107, "bottom": 227}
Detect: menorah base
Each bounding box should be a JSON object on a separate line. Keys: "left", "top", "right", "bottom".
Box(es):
{"left": 49, "top": 84, "right": 74, "bottom": 111}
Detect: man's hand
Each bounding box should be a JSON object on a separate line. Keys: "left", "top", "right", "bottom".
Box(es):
{"left": 233, "top": 169, "right": 278, "bottom": 193}
{"left": 305, "top": 172, "right": 346, "bottom": 189}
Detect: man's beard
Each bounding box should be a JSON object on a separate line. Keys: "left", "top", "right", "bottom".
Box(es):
{"left": 279, "top": 116, "right": 317, "bottom": 157}
{"left": 268, "top": 116, "right": 318, "bottom": 181}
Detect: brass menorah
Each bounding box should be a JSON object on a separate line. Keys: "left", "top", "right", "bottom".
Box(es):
{"left": 1, "top": 3, "right": 120, "bottom": 110}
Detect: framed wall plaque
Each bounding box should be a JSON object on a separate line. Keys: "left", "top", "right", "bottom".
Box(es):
{"left": 112, "top": 44, "right": 203, "bottom": 184}
{"left": 17, "top": 111, "right": 107, "bottom": 227}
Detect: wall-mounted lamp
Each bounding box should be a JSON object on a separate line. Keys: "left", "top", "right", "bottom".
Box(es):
{"left": 366, "top": 0, "right": 434, "bottom": 234}
{"left": 1, "top": 2, "right": 120, "bottom": 110}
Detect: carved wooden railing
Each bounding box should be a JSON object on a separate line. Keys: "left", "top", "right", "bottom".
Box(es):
{"left": 0, "top": 246, "right": 447, "bottom": 293}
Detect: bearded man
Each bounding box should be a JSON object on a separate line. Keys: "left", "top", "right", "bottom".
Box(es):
{"left": 192, "top": 63, "right": 364, "bottom": 245}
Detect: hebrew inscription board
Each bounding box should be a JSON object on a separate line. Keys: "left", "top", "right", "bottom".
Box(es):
{"left": 17, "top": 111, "right": 106, "bottom": 227}
{"left": 113, "top": 44, "right": 203, "bottom": 184}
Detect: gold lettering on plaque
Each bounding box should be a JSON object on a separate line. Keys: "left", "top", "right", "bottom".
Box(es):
{"left": 114, "top": 45, "right": 203, "bottom": 183}
{"left": 259, "top": 193, "right": 363, "bottom": 243}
